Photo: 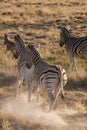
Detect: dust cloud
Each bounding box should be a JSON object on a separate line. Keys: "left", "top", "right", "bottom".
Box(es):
{"left": 1, "top": 92, "right": 67, "bottom": 128}
{"left": 1, "top": 93, "right": 87, "bottom": 129}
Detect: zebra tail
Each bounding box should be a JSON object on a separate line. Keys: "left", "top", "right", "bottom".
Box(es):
{"left": 60, "top": 69, "right": 65, "bottom": 99}
{"left": 54, "top": 68, "right": 64, "bottom": 104}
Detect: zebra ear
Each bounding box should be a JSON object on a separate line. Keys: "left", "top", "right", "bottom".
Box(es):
{"left": 61, "top": 26, "right": 66, "bottom": 31}
{"left": 28, "top": 45, "right": 30, "bottom": 49}
{"left": 28, "top": 44, "right": 34, "bottom": 49}
{"left": 61, "top": 26, "right": 71, "bottom": 34}
{"left": 27, "top": 45, "right": 31, "bottom": 53}
{"left": 4, "top": 34, "right": 7, "bottom": 39}
{"left": 4, "top": 34, "right": 8, "bottom": 44}
{"left": 57, "top": 26, "right": 61, "bottom": 29}
{"left": 14, "top": 34, "right": 20, "bottom": 40}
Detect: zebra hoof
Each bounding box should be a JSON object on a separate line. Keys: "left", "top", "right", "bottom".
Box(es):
{"left": 49, "top": 103, "right": 55, "bottom": 112}
{"left": 28, "top": 97, "right": 32, "bottom": 102}
{"left": 14, "top": 92, "right": 19, "bottom": 98}
{"left": 61, "top": 95, "right": 65, "bottom": 99}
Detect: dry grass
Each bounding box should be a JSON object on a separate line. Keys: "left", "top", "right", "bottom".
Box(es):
{"left": 0, "top": 0, "right": 87, "bottom": 130}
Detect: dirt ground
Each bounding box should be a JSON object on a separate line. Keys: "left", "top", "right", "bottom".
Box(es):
{"left": 0, "top": 0, "right": 87, "bottom": 130}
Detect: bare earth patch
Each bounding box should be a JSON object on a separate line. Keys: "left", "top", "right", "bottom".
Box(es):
{"left": 0, "top": 0, "right": 87, "bottom": 130}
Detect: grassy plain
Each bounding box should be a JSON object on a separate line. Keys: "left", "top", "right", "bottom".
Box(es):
{"left": 0, "top": 0, "right": 87, "bottom": 129}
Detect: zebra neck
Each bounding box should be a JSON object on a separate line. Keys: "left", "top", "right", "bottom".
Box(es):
{"left": 19, "top": 46, "right": 24, "bottom": 54}
{"left": 32, "top": 54, "right": 42, "bottom": 66}
{"left": 64, "top": 35, "right": 69, "bottom": 44}
{"left": 63, "top": 30, "right": 71, "bottom": 44}
{"left": 30, "top": 47, "right": 47, "bottom": 67}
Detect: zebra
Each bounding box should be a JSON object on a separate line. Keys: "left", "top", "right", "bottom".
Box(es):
{"left": 26, "top": 44, "right": 67, "bottom": 111}
{"left": 13, "top": 34, "right": 37, "bottom": 100}
{"left": 4, "top": 34, "right": 40, "bottom": 101}
{"left": 4, "top": 34, "right": 18, "bottom": 59}
{"left": 59, "top": 27, "right": 87, "bottom": 71}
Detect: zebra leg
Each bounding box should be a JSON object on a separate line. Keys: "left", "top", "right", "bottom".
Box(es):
{"left": 60, "top": 86, "right": 65, "bottom": 99}
{"left": 69, "top": 55, "right": 77, "bottom": 71}
{"left": 46, "top": 86, "right": 55, "bottom": 111}
{"left": 69, "top": 55, "right": 73, "bottom": 70}
{"left": 54, "top": 87, "right": 61, "bottom": 105}
{"left": 28, "top": 84, "right": 32, "bottom": 101}
{"left": 36, "top": 86, "right": 41, "bottom": 101}
{"left": 22, "top": 78, "right": 26, "bottom": 86}
{"left": 15, "top": 74, "right": 22, "bottom": 97}
{"left": 72, "top": 57, "right": 77, "bottom": 71}
{"left": 28, "top": 83, "right": 40, "bottom": 101}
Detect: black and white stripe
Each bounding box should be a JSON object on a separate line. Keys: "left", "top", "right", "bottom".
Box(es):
{"left": 27, "top": 44, "right": 67, "bottom": 110}
{"left": 59, "top": 27, "right": 87, "bottom": 71}
{"left": 14, "top": 35, "right": 36, "bottom": 100}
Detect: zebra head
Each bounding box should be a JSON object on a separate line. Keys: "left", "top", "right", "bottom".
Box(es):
{"left": 4, "top": 34, "right": 15, "bottom": 50}
{"left": 59, "top": 27, "right": 71, "bottom": 47}
{"left": 3, "top": 34, "right": 18, "bottom": 59}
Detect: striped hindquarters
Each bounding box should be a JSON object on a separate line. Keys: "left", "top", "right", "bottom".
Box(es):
{"left": 70, "top": 37, "right": 87, "bottom": 58}
{"left": 39, "top": 65, "right": 61, "bottom": 87}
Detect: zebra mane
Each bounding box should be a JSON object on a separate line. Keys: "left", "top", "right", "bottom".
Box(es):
{"left": 14, "top": 35, "right": 26, "bottom": 48}
{"left": 28, "top": 45, "right": 41, "bottom": 57}
{"left": 61, "top": 27, "right": 71, "bottom": 37}
{"left": 14, "top": 34, "right": 28, "bottom": 56}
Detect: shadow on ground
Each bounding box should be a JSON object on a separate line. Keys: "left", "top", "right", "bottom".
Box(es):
{"left": 0, "top": 72, "right": 16, "bottom": 87}
{"left": 65, "top": 78, "right": 87, "bottom": 92}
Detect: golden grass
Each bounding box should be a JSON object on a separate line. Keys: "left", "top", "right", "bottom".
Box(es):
{"left": 0, "top": 0, "right": 87, "bottom": 129}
